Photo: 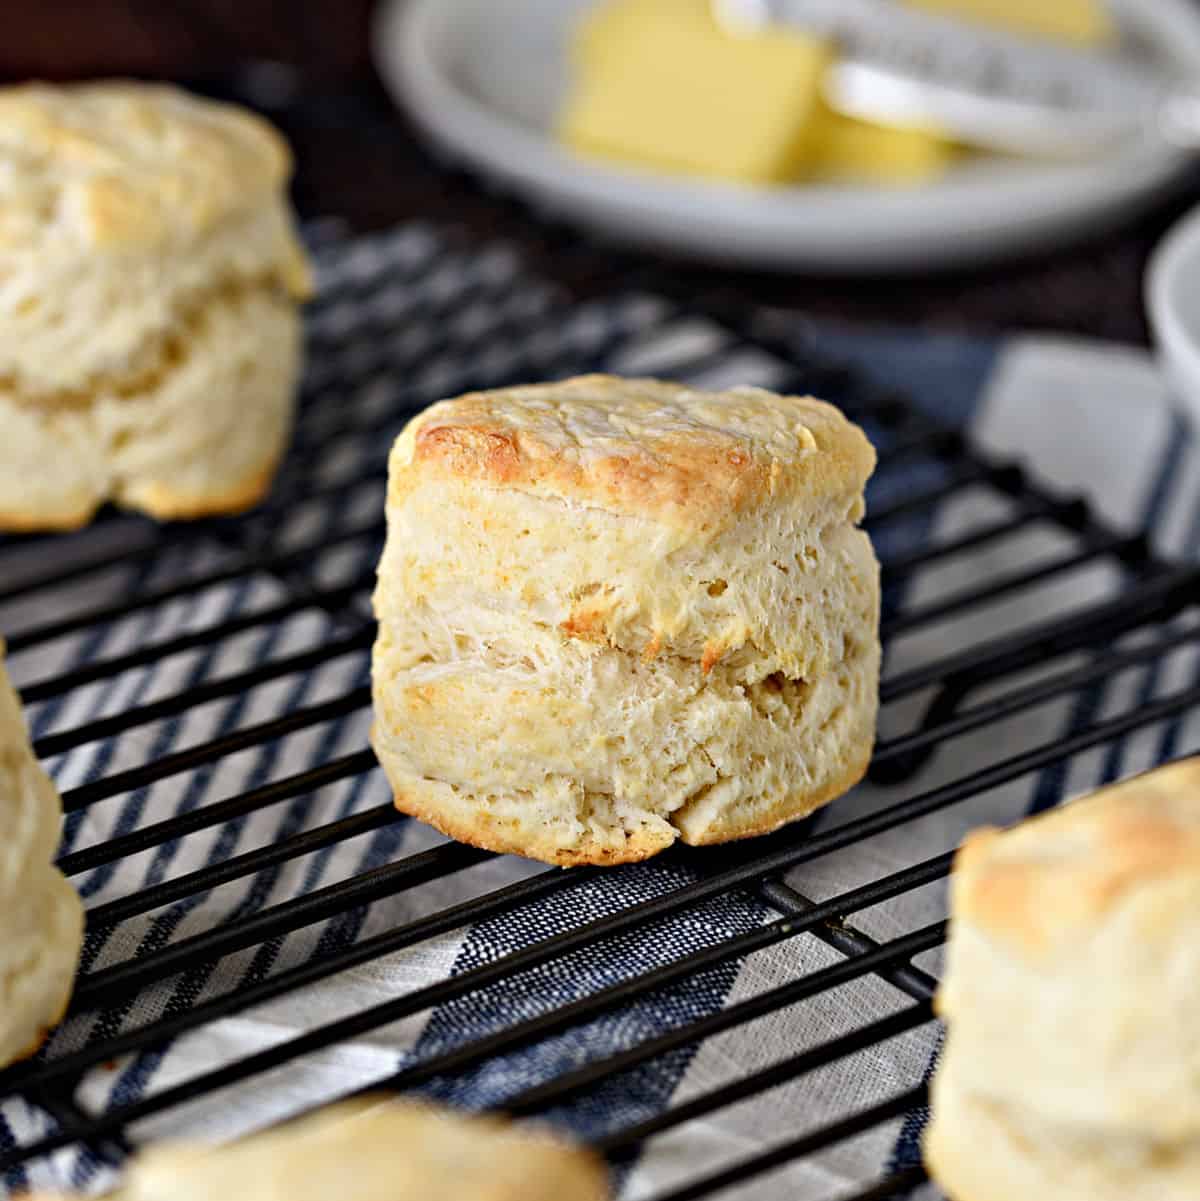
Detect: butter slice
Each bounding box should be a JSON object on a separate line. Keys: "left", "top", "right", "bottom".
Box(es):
{"left": 811, "top": 110, "right": 954, "bottom": 185}
{"left": 575, "top": 0, "right": 709, "bottom": 73}
{"left": 905, "top": 0, "right": 1115, "bottom": 45}
{"left": 561, "top": 3, "right": 832, "bottom": 185}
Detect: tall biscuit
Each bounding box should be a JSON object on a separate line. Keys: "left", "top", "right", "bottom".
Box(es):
{"left": 372, "top": 375, "right": 881, "bottom": 865}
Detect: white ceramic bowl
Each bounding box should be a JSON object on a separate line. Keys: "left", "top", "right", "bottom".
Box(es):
{"left": 1148, "top": 205, "right": 1200, "bottom": 429}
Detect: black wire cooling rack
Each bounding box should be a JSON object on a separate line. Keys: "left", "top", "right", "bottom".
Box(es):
{"left": 1, "top": 209, "right": 1198, "bottom": 1201}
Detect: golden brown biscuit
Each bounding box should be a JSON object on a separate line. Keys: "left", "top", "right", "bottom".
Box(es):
{"left": 925, "top": 757, "right": 1200, "bottom": 1200}
{"left": 0, "top": 81, "right": 311, "bottom": 528}
{"left": 23, "top": 1099, "right": 610, "bottom": 1201}
{"left": 372, "top": 375, "right": 881, "bottom": 865}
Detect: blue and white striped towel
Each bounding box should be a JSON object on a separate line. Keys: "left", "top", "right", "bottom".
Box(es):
{"left": 1, "top": 224, "right": 1197, "bottom": 1200}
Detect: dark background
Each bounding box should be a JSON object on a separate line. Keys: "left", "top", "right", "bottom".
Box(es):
{"left": 5, "top": 0, "right": 1195, "bottom": 345}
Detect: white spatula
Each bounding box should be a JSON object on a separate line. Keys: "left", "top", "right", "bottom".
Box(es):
{"left": 714, "top": 0, "right": 1200, "bottom": 159}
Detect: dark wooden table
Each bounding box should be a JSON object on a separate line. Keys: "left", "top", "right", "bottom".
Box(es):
{"left": 6, "top": 0, "right": 1199, "bottom": 347}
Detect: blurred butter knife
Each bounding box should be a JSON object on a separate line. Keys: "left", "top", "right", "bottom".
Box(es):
{"left": 714, "top": 0, "right": 1200, "bottom": 159}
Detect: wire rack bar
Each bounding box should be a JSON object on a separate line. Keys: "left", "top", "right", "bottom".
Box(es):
{"left": 503, "top": 925, "right": 947, "bottom": 1119}
{"left": 71, "top": 844, "right": 515, "bottom": 1010}
{"left": 59, "top": 687, "right": 372, "bottom": 813}
{"left": 18, "top": 583, "right": 371, "bottom": 705}
{"left": 349, "top": 855, "right": 955, "bottom": 1105}
{"left": 880, "top": 564, "right": 1198, "bottom": 701}
{"left": 84, "top": 803, "right": 399, "bottom": 929}
{"left": 5, "top": 522, "right": 382, "bottom": 656}
{"left": 754, "top": 880, "right": 939, "bottom": 1003}
{"left": 57, "top": 751, "right": 379, "bottom": 875}
{"left": 880, "top": 534, "right": 1138, "bottom": 638}
{"left": 33, "top": 631, "right": 372, "bottom": 759}
{"left": 4, "top": 864, "right": 567, "bottom": 1096}
{"left": 594, "top": 1002, "right": 935, "bottom": 1161}
{"left": 649, "top": 1086, "right": 929, "bottom": 1201}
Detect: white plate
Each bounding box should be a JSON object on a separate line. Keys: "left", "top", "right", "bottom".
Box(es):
{"left": 374, "top": 0, "right": 1200, "bottom": 274}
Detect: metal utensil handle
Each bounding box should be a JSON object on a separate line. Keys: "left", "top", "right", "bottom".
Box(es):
{"left": 715, "top": 0, "right": 1175, "bottom": 160}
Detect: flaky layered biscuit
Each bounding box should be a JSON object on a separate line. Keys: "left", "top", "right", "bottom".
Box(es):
{"left": 0, "top": 81, "right": 311, "bottom": 528}
{"left": 925, "top": 757, "right": 1200, "bottom": 1199}
{"left": 0, "top": 642, "right": 83, "bottom": 1067}
{"left": 24, "top": 1099, "right": 610, "bottom": 1201}
{"left": 372, "top": 375, "right": 881, "bottom": 865}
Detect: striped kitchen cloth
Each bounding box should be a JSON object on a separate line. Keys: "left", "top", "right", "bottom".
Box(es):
{"left": 0, "top": 221, "right": 1197, "bottom": 1200}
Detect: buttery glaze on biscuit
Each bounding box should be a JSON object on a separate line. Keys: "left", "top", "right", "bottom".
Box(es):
{"left": 925, "top": 757, "right": 1200, "bottom": 1201}
{"left": 0, "top": 642, "right": 83, "bottom": 1067}
{"left": 0, "top": 81, "right": 311, "bottom": 529}
{"left": 372, "top": 375, "right": 881, "bottom": 866}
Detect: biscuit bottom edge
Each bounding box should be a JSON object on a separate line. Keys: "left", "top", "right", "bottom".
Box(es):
{"left": 370, "top": 608, "right": 880, "bottom": 867}
{"left": 115, "top": 449, "right": 284, "bottom": 522}
{"left": 375, "top": 742, "right": 874, "bottom": 867}
{"left": 678, "top": 743, "right": 872, "bottom": 848}
{"left": 923, "top": 1080, "right": 1200, "bottom": 1201}
{"left": 5, "top": 980, "right": 72, "bottom": 1068}
{"left": 0, "top": 499, "right": 101, "bottom": 534}
{"left": 0, "top": 449, "right": 283, "bottom": 532}
{"left": 1, "top": 873, "right": 85, "bottom": 1071}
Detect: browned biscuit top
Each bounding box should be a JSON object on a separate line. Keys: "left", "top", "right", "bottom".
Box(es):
{"left": 394, "top": 374, "right": 876, "bottom": 529}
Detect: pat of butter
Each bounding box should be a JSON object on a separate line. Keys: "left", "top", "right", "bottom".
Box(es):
{"left": 905, "top": 0, "right": 1115, "bottom": 45}
{"left": 575, "top": 0, "right": 709, "bottom": 73}
{"left": 560, "top": 2, "right": 832, "bottom": 185}
{"left": 811, "top": 110, "right": 954, "bottom": 185}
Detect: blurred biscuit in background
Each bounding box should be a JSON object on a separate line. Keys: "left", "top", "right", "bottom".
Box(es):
{"left": 22, "top": 1098, "right": 611, "bottom": 1201}
{"left": 0, "top": 80, "right": 311, "bottom": 530}
{"left": 925, "top": 757, "right": 1200, "bottom": 1201}
{"left": 0, "top": 641, "right": 82, "bottom": 1068}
